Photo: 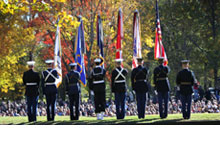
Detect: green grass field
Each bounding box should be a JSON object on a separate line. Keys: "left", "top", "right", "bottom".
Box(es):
{"left": 1, "top": 113, "right": 220, "bottom": 125}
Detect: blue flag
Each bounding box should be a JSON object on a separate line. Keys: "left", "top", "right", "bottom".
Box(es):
{"left": 76, "top": 20, "right": 86, "bottom": 86}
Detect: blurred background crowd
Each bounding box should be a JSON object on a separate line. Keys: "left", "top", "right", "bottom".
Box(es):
{"left": 0, "top": 86, "right": 220, "bottom": 117}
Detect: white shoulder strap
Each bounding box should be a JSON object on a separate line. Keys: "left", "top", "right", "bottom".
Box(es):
{"left": 45, "top": 69, "right": 57, "bottom": 82}
{"left": 115, "top": 68, "right": 126, "bottom": 81}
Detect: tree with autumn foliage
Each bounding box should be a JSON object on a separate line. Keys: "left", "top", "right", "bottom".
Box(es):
{"left": 0, "top": 1, "right": 35, "bottom": 99}
{"left": 0, "top": 0, "right": 155, "bottom": 100}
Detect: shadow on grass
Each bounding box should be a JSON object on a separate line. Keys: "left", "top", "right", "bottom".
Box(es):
{"left": 149, "top": 119, "right": 220, "bottom": 125}
{"left": 15, "top": 116, "right": 220, "bottom": 125}
{"left": 17, "top": 117, "right": 160, "bottom": 125}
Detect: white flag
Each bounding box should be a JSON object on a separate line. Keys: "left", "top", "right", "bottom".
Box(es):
{"left": 54, "top": 22, "right": 62, "bottom": 87}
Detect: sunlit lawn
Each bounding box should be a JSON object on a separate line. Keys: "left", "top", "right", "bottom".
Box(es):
{"left": 0, "top": 113, "right": 220, "bottom": 125}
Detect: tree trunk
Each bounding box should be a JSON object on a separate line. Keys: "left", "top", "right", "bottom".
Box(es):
{"left": 209, "top": 0, "right": 217, "bottom": 89}
{"left": 29, "top": 51, "right": 33, "bottom": 61}
{"left": 87, "top": 2, "right": 94, "bottom": 100}
{"left": 204, "top": 63, "right": 207, "bottom": 90}
{"left": 214, "top": 67, "right": 218, "bottom": 88}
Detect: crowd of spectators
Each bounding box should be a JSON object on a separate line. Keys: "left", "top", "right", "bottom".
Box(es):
{"left": 0, "top": 95, "right": 220, "bottom": 117}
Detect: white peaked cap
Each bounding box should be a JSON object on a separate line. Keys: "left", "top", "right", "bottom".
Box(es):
{"left": 27, "top": 61, "right": 35, "bottom": 66}
{"left": 158, "top": 57, "right": 164, "bottom": 60}
{"left": 94, "top": 58, "right": 101, "bottom": 63}
{"left": 115, "top": 58, "right": 123, "bottom": 62}
{"left": 45, "top": 59, "right": 54, "bottom": 64}
{"left": 181, "top": 60, "right": 190, "bottom": 63}
{"left": 136, "top": 57, "right": 143, "bottom": 60}
{"left": 69, "top": 63, "right": 77, "bottom": 66}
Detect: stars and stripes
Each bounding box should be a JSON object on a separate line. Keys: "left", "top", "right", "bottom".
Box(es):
{"left": 154, "top": 0, "right": 168, "bottom": 65}
{"left": 132, "top": 10, "right": 142, "bottom": 68}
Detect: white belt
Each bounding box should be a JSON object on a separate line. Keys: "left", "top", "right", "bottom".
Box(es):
{"left": 115, "top": 80, "right": 126, "bottom": 83}
{"left": 93, "top": 80, "right": 104, "bottom": 84}
{"left": 26, "top": 83, "right": 37, "bottom": 86}
{"left": 136, "top": 79, "right": 147, "bottom": 82}
{"left": 45, "top": 83, "right": 55, "bottom": 85}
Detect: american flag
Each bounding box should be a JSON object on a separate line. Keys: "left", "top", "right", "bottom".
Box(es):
{"left": 132, "top": 10, "right": 141, "bottom": 68}
{"left": 154, "top": 0, "right": 168, "bottom": 65}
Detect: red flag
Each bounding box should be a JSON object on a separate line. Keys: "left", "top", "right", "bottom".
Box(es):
{"left": 154, "top": 0, "right": 168, "bottom": 65}
{"left": 116, "top": 8, "right": 123, "bottom": 59}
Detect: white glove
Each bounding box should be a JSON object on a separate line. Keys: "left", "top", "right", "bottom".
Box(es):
{"left": 177, "top": 86, "right": 180, "bottom": 91}
{"left": 91, "top": 90, "right": 94, "bottom": 95}
{"left": 66, "top": 92, "right": 69, "bottom": 97}
{"left": 132, "top": 91, "right": 136, "bottom": 95}
{"left": 154, "top": 90, "right": 158, "bottom": 96}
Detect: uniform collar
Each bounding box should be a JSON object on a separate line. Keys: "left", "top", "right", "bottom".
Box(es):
{"left": 183, "top": 68, "right": 189, "bottom": 71}
{"left": 138, "top": 65, "right": 143, "bottom": 68}
{"left": 28, "top": 69, "right": 34, "bottom": 73}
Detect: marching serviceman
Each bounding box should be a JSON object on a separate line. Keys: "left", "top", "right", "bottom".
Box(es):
{"left": 23, "top": 61, "right": 40, "bottom": 122}
{"left": 89, "top": 58, "right": 106, "bottom": 120}
{"left": 65, "top": 63, "right": 81, "bottom": 120}
{"left": 176, "top": 60, "right": 197, "bottom": 119}
{"left": 42, "top": 59, "right": 59, "bottom": 121}
{"left": 111, "top": 58, "right": 128, "bottom": 119}
{"left": 131, "top": 57, "right": 149, "bottom": 119}
{"left": 153, "top": 57, "right": 170, "bottom": 119}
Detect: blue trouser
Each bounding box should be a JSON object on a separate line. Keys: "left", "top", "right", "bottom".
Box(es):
{"left": 158, "top": 92, "right": 169, "bottom": 118}
{"left": 46, "top": 93, "right": 57, "bottom": 121}
{"left": 26, "top": 96, "right": 39, "bottom": 122}
{"left": 180, "top": 94, "right": 192, "bottom": 119}
{"left": 69, "top": 94, "right": 80, "bottom": 120}
{"left": 115, "top": 92, "right": 126, "bottom": 119}
{"left": 136, "top": 93, "right": 146, "bottom": 119}
{"left": 94, "top": 91, "right": 106, "bottom": 113}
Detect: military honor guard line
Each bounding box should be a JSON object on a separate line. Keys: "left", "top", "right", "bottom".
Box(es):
{"left": 22, "top": 1, "right": 197, "bottom": 123}
{"left": 23, "top": 57, "right": 197, "bottom": 122}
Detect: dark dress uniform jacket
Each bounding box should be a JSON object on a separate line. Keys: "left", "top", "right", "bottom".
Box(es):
{"left": 65, "top": 70, "right": 81, "bottom": 95}
{"left": 176, "top": 69, "right": 197, "bottom": 96}
{"left": 111, "top": 67, "right": 128, "bottom": 93}
{"left": 153, "top": 65, "right": 170, "bottom": 92}
{"left": 131, "top": 65, "right": 149, "bottom": 93}
{"left": 42, "top": 68, "right": 59, "bottom": 95}
{"left": 23, "top": 69, "right": 40, "bottom": 97}
{"left": 89, "top": 66, "right": 106, "bottom": 92}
